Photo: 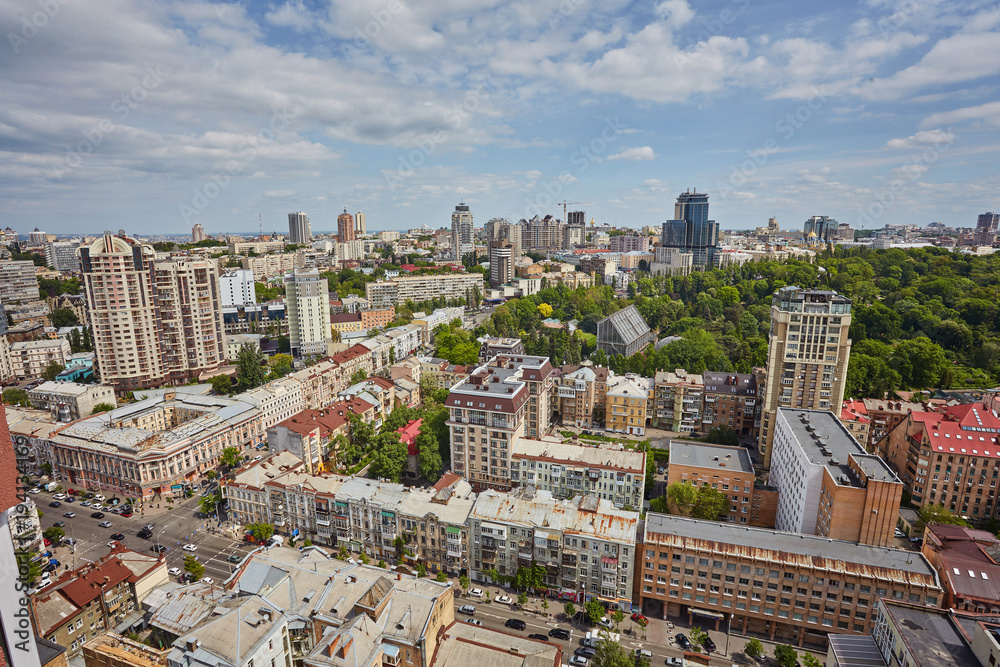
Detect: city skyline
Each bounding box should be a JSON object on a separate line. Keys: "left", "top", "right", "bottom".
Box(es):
{"left": 2, "top": 1, "right": 1000, "bottom": 234}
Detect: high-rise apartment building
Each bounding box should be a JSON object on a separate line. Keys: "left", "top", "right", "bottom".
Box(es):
{"left": 567, "top": 210, "right": 586, "bottom": 226}
{"left": 661, "top": 189, "right": 718, "bottom": 268}
{"left": 803, "top": 215, "right": 838, "bottom": 243}
{"left": 337, "top": 208, "right": 356, "bottom": 243}
{"left": 499, "top": 220, "right": 522, "bottom": 259}
{"left": 285, "top": 268, "right": 331, "bottom": 358}
{"left": 80, "top": 233, "right": 225, "bottom": 390}
{"left": 488, "top": 240, "right": 513, "bottom": 288}
{"left": 759, "top": 286, "right": 853, "bottom": 466}
{"left": 562, "top": 223, "right": 585, "bottom": 249}
{"left": 521, "top": 215, "right": 563, "bottom": 250}
{"left": 446, "top": 354, "right": 553, "bottom": 491}
{"left": 451, "top": 202, "right": 474, "bottom": 261}
{"left": 192, "top": 223, "right": 206, "bottom": 242}
{"left": 288, "top": 211, "right": 311, "bottom": 245}
{"left": 355, "top": 210, "right": 366, "bottom": 235}
{"left": 0, "top": 260, "right": 40, "bottom": 304}
{"left": 220, "top": 269, "right": 256, "bottom": 308}
{"left": 977, "top": 212, "right": 999, "bottom": 231}
{"left": 44, "top": 240, "right": 81, "bottom": 273}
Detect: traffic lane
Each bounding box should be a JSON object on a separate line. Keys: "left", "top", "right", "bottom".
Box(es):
{"left": 452, "top": 600, "right": 735, "bottom": 667}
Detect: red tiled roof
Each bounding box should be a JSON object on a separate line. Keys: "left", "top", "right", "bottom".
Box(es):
{"left": 277, "top": 397, "right": 377, "bottom": 437}
{"left": 924, "top": 420, "right": 1000, "bottom": 457}
{"left": 331, "top": 344, "right": 370, "bottom": 364}
{"left": 54, "top": 556, "right": 135, "bottom": 607}
{"left": 396, "top": 419, "right": 423, "bottom": 456}
{"left": 433, "top": 472, "right": 461, "bottom": 493}
{"left": 841, "top": 399, "right": 870, "bottom": 423}
{"left": 330, "top": 313, "right": 362, "bottom": 324}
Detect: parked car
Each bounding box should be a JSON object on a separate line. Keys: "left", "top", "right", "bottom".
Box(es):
{"left": 80, "top": 501, "right": 91, "bottom": 507}
{"left": 548, "top": 628, "right": 570, "bottom": 640}
{"left": 62, "top": 512, "right": 75, "bottom": 518}
{"left": 28, "top": 488, "right": 39, "bottom": 495}
{"left": 465, "top": 618, "right": 482, "bottom": 626}
{"left": 67, "top": 489, "right": 76, "bottom": 495}
{"left": 167, "top": 567, "right": 182, "bottom": 576}
{"left": 52, "top": 493, "right": 66, "bottom": 500}
{"left": 91, "top": 503, "right": 104, "bottom": 510}
{"left": 51, "top": 522, "right": 64, "bottom": 528}
{"left": 110, "top": 533, "right": 124, "bottom": 541}
{"left": 227, "top": 554, "right": 243, "bottom": 563}
{"left": 94, "top": 495, "right": 106, "bottom": 502}
{"left": 64, "top": 497, "right": 75, "bottom": 503}
{"left": 137, "top": 529, "right": 152, "bottom": 539}
{"left": 598, "top": 617, "right": 613, "bottom": 629}
{"left": 528, "top": 634, "right": 549, "bottom": 642}
{"left": 202, "top": 577, "right": 214, "bottom": 584}
{"left": 504, "top": 618, "right": 526, "bottom": 630}
{"left": 457, "top": 605, "right": 477, "bottom": 615}
{"left": 665, "top": 658, "right": 683, "bottom": 666}
{"left": 701, "top": 636, "right": 716, "bottom": 652}
{"left": 120, "top": 511, "right": 133, "bottom": 517}
{"left": 468, "top": 588, "right": 484, "bottom": 598}
{"left": 575, "top": 647, "right": 597, "bottom": 659}
{"left": 630, "top": 613, "right": 648, "bottom": 624}
{"left": 48, "top": 501, "right": 61, "bottom": 508}
{"left": 494, "top": 595, "right": 513, "bottom": 605}
{"left": 98, "top": 520, "right": 112, "bottom": 528}
{"left": 150, "top": 545, "right": 167, "bottom": 553}
{"left": 569, "top": 656, "right": 589, "bottom": 666}
{"left": 910, "top": 536, "right": 923, "bottom": 543}
{"left": 675, "top": 633, "right": 691, "bottom": 650}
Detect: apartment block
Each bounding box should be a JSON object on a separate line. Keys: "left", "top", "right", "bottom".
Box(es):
{"left": 46, "top": 293, "right": 87, "bottom": 326}
{"left": 0, "top": 259, "right": 40, "bottom": 303}
{"left": 556, "top": 363, "right": 611, "bottom": 429}
{"left": 28, "top": 381, "right": 116, "bottom": 422}
{"left": 770, "top": 409, "right": 903, "bottom": 547}
{"left": 702, "top": 370, "right": 763, "bottom": 438}
{"left": 862, "top": 398, "right": 925, "bottom": 452}
{"left": 227, "top": 238, "right": 286, "bottom": 255}
{"left": 840, "top": 399, "right": 872, "bottom": 448}
{"left": 509, "top": 436, "right": 646, "bottom": 509}
{"left": 266, "top": 398, "right": 374, "bottom": 472}
{"left": 286, "top": 268, "right": 332, "bottom": 358}
{"left": 652, "top": 369, "right": 704, "bottom": 433}
{"left": 10, "top": 338, "right": 70, "bottom": 379}
{"left": 360, "top": 324, "right": 422, "bottom": 373}
{"left": 667, "top": 441, "right": 777, "bottom": 527}
{"left": 478, "top": 337, "right": 524, "bottom": 363}
{"left": 81, "top": 234, "right": 225, "bottom": 391}
{"left": 241, "top": 252, "right": 302, "bottom": 281}
{"left": 365, "top": 273, "right": 483, "bottom": 309}
{"left": 881, "top": 401, "right": 1000, "bottom": 518}
{"left": 418, "top": 356, "right": 473, "bottom": 389}
{"left": 237, "top": 376, "right": 305, "bottom": 430}
{"left": 469, "top": 486, "right": 639, "bottom": 609}
{"left": 919, "top": 523, "right": 1000, "bottom": 613}
{"left": 359, "top": 307, "right": 395, "bottom": 330}
{"left": 48, "top": 391, "right": 263, "bottom": 499}
{"left": 605, "top": 374, "right": 654, "bottom": 436}
{"left": 447, "top": 356, "right": 537, "bottom": 491}
{"left": 410, "top": 306, "right": 464, "bottom": 345}
{"left": 641, "top": 513, "right": 944, "bottom": 649}
{"left": 759, "top": 287, "right": 853, "bottom": 466}
{"left": 330, "top": 312, "right": 365, "bottom": 334}
{"left": 337, "top": 377, "right": 394, "bottom": 429}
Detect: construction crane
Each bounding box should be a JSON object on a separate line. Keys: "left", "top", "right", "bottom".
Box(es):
{"left": 558, "top": 201, "right": 592, "bottom": 222}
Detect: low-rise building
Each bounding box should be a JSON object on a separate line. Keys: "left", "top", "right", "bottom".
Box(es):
{"left": 770, "top": 408, "right": 903, "bottom": 547}
{"left": 556, "top": 364, "right": 612, "bottom": 428}
{"left": 469, "top": 486, "right": 639, "bottom": 609}
{"left": 418, "top": 357, "right": 473, "bottom": 389}
{"left": 605, "top": 374, "right": 653, "bottom": 436}
{"left": 10, "top": 339, "right": 71, "bottom": 379}
{"left": 595, "top": 305, "right": 653, "bottom": 358}
{"left": 652, "top": 369, "right": 704, "bottom": 434}
{"left": 237, "top": 376, "right": 306, "bottom": 431}
{"left": 510, "top": 436, "right": 645, "bottom": 509}
{"left": 641, "top": 513, "right": 944, "bottom": 649}
{"left": 702, "top": 370, "right": 763, "bottom": 438}
{"left": 477, "top": 338, "right": 524, "bottom": 363}
{"left": 667, "top": 440, "right": 778, "bottom": 527}
{"left": 919, "top": 523, "right": 1000, "bottom": 613}
{"left": 862, "top": 398, "right": 925, "bottom": 452}
{"left": 359, "top": 307, "right": 395, "bottom": 331}
{"left": 28, "top": 381, "right": 117, "bottom": 422}
{"left": 839, "top": 399, "right": 872, "bottom": 450}
{"left": 82, "top": 633, "right": 170, "bottom": 667}
{"left": 266, "top": 400, "right": 372, "bottom": 472}
{"left": 337, "top": 377, "right": 394, "bottom": 429}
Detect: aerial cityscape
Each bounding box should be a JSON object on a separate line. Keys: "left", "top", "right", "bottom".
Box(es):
{"left": 2, "top": 2, "right": 1000, "bottom": 667}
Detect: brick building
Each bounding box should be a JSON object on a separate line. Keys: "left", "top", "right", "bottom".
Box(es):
{"left": 702, "top": 370, "right": 764, "bottom": 438}
{"left": 556, "top": 364, "right": 611, "bottom": 428}
{"left": 919, "top": 523, "right": 1000, "bottom": 613}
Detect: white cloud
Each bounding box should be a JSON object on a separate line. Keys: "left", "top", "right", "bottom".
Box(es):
{"left": 921, "top": 100, "right": 1000, "bottom": 128}
{"left": 608, "top": 146, "right": 655, "bottom": 161}
{"left": 885, "top": 129, "right": 955, "bottom": 149}
{"left": 523, "top": 170, "right": 542, "bottom": 179}
{"left": 265, "top": 1, "right": 315, "bottom": 32}
{"left": 264, "top": 189, "right": 297, "bottom": 198}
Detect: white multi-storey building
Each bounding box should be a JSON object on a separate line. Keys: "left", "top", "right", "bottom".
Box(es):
{"left": 469, "top": 486, "right": 639, "bottom": 610}
{"left": 220, "top": 269, "right": 256, "bottom": 308}
{"left": 10, "top": 339, "right": 70, "bottom": 379}
{"left": 286, "top": 268, "right": 331, "bottom": 358}
{"left": 237, "top": 376, "right": 305, "bottom": 431}
{"left": 365, "top": 273, "right": 483, "bottom": 309}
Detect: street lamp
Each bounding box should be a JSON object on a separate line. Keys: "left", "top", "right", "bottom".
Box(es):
{"left": 725, "top": 612, "right": 733, "bottom": 658}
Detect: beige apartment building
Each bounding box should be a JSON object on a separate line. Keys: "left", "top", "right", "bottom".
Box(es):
{"left": 365, "top": 273, "right": 483, "bottom": 309}
{"left": 286, "top": 268, "right": 332, "bottom": 358}
{"left": 556, "top": 363, "right": 611, "bottom": 428}
{"left": 759, "top": 287, "right": 853, "bottom": 466}
{"left": 10, "top": 338, "right": 70, "bottom": 379}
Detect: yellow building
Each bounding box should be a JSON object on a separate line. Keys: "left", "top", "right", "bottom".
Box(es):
{"left": 605, "top": 374, "right": 654, "bottom": 436}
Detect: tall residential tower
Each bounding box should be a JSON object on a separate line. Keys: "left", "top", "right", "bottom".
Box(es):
{"left": 758, "top": 286, "right": 853, "bottom": 465}
{"left": 451, "top": 203, "right": 474, "bottom": 262}
{"left": 337, "top": 208, "right": 356, "bottom": 243}
{"left": 285, "top": 268, "right": 331, "bottom": 358}
{"left": 661, "top": 189, "right": 718, "bottom": 269}
{"left": 288, "top": 212, "right": 311, "bottom": 244}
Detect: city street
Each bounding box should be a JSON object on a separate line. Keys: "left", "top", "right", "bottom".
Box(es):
{"left": 35, "top": 489, "right": 256, "bottom": 583}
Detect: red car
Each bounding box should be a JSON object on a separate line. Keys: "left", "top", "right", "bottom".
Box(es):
{"left": 120, "top": 511, "right": 133, "bottom": 518}
{"left": 43, "top": 538, "right": 51, "bottom": 546}
{"left": 67, "top": 489, "right": 76, "bottom": 495}
{"left": 630, "top": 613, "right": 648, "bottom": 624}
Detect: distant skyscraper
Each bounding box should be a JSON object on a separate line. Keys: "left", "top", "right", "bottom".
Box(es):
{"left": 288, "top": 212, "right": 311, "bottom": 244}
{"left": 660, "top": 189, "right": 718, "bottom": 268}
{"left": 758, "top": 286, "right": 853, "bottom": 466}
{"left": 977, "top": 212, "right": 999, "bottom": 231}
{"left": 489, "top": 240, "right": 513, "bottom": 288}
{"left": 338, "top": 208, "right": 356, "bottom": 243}
{"left": 803, "top": 216, "right": 837, "bottom": 243}
{"left": 451, "top": 203, "right": 474, "bottom": 262}
{"left": 192, "top": 223, "right": 206, "bottom": 242}
{"left": 355, "top": 211, "right": 366, "bottom": 235}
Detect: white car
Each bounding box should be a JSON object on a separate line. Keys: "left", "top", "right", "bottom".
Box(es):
{"left": 182, "top": 544, "right": 197, "bottom": 552}
{"left": 494, "top": 595, "right": 513, "bottom": 605}
{"left": 167, "top": 567, "right": 182, "bottom": 576}
{"left": 28, "top": 488, "right": 40, "bottom": 494}
{"left": 598, "top": 617, "right": 613, "bottom": 629}
{"left": 465, "top": 618, "right": 482, "bottom": 626}
{"left": 94, "top": 494, "right": 106, "bottom": 502}
{"left": 469, "top": 588, "right": 484, "bottom": 598}
{"left": 107, "top": 541, "right": 119, "bottom": 548}
{"left": 52, "top": 493, "right": 66, "bottom": 500}
{"left": 253, "top": 455, "right": 263, "bottom": 462}
{"left": 202, "top": 577, "right": 214, "bottom": 584}
{"left": 91, "top": 503, "right": 104, "bottom": 510}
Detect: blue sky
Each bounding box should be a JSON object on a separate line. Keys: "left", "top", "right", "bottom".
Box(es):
{"left": 2, "top": 0, "right": 999, "bottom": 235}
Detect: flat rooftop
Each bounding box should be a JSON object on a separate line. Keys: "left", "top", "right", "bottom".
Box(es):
{"left": 826, "top": 634, "right": 886, "bottom": 667}
{"left": 645, "top": 513, "right": 939, "bottom": 579}
{"left": 778, "top": 408, "right": 900, "bottom": 486}
{"left": 878, "top": 601, "right": 977, "bottom": 666}
{"left": 668, "top": 440, "right": 753, "bottom": 473}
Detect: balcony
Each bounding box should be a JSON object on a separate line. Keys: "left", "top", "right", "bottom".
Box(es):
{"left": 316, "top": 518, "right": 331, "bottom": 527}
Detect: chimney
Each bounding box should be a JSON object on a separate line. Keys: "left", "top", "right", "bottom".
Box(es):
{"left": 186, "top": 639, "right": 200, "bottom": 652}
{"left": 327, "top": 635, "right": 341, "bottom": 656}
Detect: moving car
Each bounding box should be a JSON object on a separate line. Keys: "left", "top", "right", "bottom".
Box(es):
{"left": 457, "top": 605, "right": 477, "bottom": 615}
{"left": 465, "top": 618, "right": 482, "bottom": 626}
{"left": 494, "top": 595, "right": 513, "bottom": 605}
{"left": 150, "top": 545, "right": 167, "bottom": 553}
{"left": 51, "top": 522, "right": 64, "bottom": 528}
{"left": 202, "top": 577, "right": 214, "bottom": 584}
{"left": 548, "top": 628, "right": 571, "bottom": 640}
{"left": 48, "top": 501, "right": 61, "bottom": 508}
{"left": 528, "top": 634, "right": 549, "bottom": 642}
{"left": 137, "top": 529, "right": 152, "bottom": 539}
{"left": 504, "top": 619, "right": 526, "bottom": 630}
{"left": 62, "top": 512, "right": 75, "bottom": 518}
{"left": 98, "top": 520, "right": 112, "bottom": 528}
{"left": 91, "top": 512, "right": 105, "bottom": 519}
{"left": 665, "top": 658, "right": 683, "bottom": 666}
{"left": 227, "top": 554, "right": 243, "bottom": 563}
{"left": 182, "top": 544, "right": 197, "bottom": 552}
{"left": 634, "top": 649, "right": 653, "bottom": 660}
{"left": 111, "top": 533, "right": 124, "bottom": 541}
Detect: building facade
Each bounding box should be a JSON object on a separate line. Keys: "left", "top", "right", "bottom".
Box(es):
{"left": 451, "top": 203, "right": 474, "bottom": 262}
{"left": 286, "top": 268, "right": 332, "bottom": 358}
{"left": 288, "top": 211, "right": 311, "bottom": 244}
{"left": 28, "top": 382, "right": 116, "bottom": 422}
{"left": 759, "top": 286, "right": 853, "bottom": 466}
{"left": 365, "top": 273, "right": 483, "bottom": 309}
{"left": 652, "top": 370, "right": 704, "bottom": 433}
{"left": 605, "top": 374, "right": 653, "bottom": 436}
{"left": 0, "top": 260, "right": 40, "bottom": 304}
{"left": 660, "top": 190, "right": 718, "bottom": 269}
{"left": 702, "top": 370, "right": 763, "bottom": 438}
{"left": 10, "top": 339, "right": 70, "bottom": 379}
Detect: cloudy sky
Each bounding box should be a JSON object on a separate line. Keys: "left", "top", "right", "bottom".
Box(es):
{"left": 2, "top": 0, "right": 999, "bottom": 236}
